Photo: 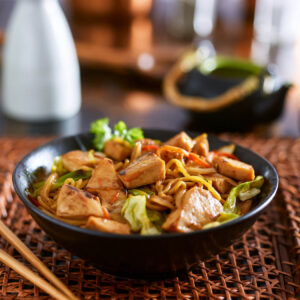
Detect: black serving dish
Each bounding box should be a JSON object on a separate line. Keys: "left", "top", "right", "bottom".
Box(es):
{"left": 164, "top": 54, "right": 291, "bottom": 132}
{"left": 13, "top": 130, "right": 278, "bottom": 279}
{"left": 180, "top": 68, "right": 290, "bottom": 131}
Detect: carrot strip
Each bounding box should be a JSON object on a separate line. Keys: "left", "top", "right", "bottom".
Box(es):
{"left": 102, "top": 207, "right": 111, "bottom": 219}
{"left": 141, "top": 144, "right": 159, "bottom": 152}
{"left": 110, "top": 191, "right": 119, "bottom": 204}
{"left": 188, "top": 153, "right": 211, "bottom": 168}
{"left": 157, "top": 145, "right": 189, "bottom": 158}
{"left": 212, "top": 151, "right": 239, "bottom": 160}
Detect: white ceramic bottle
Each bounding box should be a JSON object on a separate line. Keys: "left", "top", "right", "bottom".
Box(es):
{"left": 2, "top": 0, "right": 81, "bottom": 121}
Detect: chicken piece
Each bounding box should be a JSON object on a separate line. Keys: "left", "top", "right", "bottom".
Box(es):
{"left": 165, "top": 132, "right": 194, "bottom": 152}
{"left": 86, "top": 158, "right": 124, "bottom": 193}
{"left": 239, "top": 199, "right": 252, "bottom": 215}
{"left": 57, "top": 184, "right": 103, "bottom": 219}
{"left": 163, "top": 187, "right": 223, "bottom": 232}
{"left": 61, "top": 150, "right": 104, "bottom": 172}
{"left": 192, "top": 134, "right": 209, "bottom": 157}
{"left": 205, "top": 174, "right": 236, "bottom": 194}
{"left": 119, "top": 153, "right": 165, "bottom": 189}
{"left": 104, "top": 139, "right": 132, "bottom": 161}
{"left": 98, "top": 189, "right": 127, "bottom": 213}
{"left": 213, "top": 156, "right": 255, "bottom": 181}
{"left": 85, "top": 216, "right": 130, "bottom": 234}
{"left": 212, "top": 178, "right": 233, "bottom": 194}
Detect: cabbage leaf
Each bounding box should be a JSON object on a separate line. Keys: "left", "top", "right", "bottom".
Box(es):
{"left": 223, "top": 176, "right": 264, "bottom": 214}
{"left": 121, "top": 195, "right": 161, "bottom": 235}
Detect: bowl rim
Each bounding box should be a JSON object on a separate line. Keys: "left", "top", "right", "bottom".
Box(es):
{"left": 13, "top": 130, "right": 279, "bottom": 240}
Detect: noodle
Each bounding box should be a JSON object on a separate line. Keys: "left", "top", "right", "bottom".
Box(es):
{"left": 131, "top": 143, "right": 142, "bottom": 161}
{"left": 185, "top": 166, "right": 216, "bottom": 175}
{"left": 165, "top": 159, "right": 221, "bottom": 200}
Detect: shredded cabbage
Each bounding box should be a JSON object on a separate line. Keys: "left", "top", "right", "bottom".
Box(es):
{"left": 128, "top": 188, "right": 154, "bottom": 199}
{"left": 223, "top": 176, "right": 264, "bottom": 213}
{"left": 51, "top": 156, "right": 67, "bottom": 175}
{"left": 202, "top": 212, "right": 239, "bottom": 229}
{"left": 147, "top": 210, "right": 165, "bottom": 232}
{"left": 121, "top": 195, "right": 161, "bottom": 235}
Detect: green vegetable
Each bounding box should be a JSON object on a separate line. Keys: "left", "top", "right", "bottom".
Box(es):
{"left": 147, "top": 210, "right": 165, "bottom": 232}
{"left": 29, "top": 181, "right": 45, "bottom": 198}
{"left": 51, "top": 156, "right": 67, "bottom": 175}
{"left": 202, "top": 212, "right": 239, "bottom": 229}
{"left": 90, "top": 118, "right": 112, "bottom": 151}
{"left": 121, "top": 195, "right": 161, "bottom": 235}
{"left": 128, "top": 188, "right": 154, "bottom": 199}
{"left": 223, "top": 176, "right": 264, "bottom": 214}
{"left": 51, "top": 170, "right": 92, "bottom": 190}
{"left": 202, "top": 222, "right": 220, "bottom": 229}
{"left": 113, "top": 121, "right": 144, "bottom": 145}
{"left": 30, "top": 170, "right": 92, "bottom": 198}
{"left": 90, "top": 118, "right": 144, "bottom": 151}
{"left": 217, "top": 212, "right": 239, "bottom": 223}
{"left": 123, "top": 127, "right": 144, "bottom": 145}
{"left": 113, "top": 121, "right": 127, "bottom": 138}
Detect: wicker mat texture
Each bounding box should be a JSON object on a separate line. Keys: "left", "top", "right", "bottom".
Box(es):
{"left": 0, "top": 136, "right": 299, "bottom": 299}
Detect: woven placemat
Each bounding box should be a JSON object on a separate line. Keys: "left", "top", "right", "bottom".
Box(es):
{"left": 0, "top": 136, "right": 299, "bottom": 299}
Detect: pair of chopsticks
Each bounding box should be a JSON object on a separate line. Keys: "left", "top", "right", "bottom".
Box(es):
{"left": 0, "top": 220, "right": 78, "bottom": 300}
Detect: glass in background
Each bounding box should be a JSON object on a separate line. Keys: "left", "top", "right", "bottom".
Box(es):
{"left": 252, "top": 0, "right": 300, "bottom": 81}
{"left": 252, "top": 0, "right": 300, "bottom": 136}
{"left": 193, "top": 0, "right": 216, "bottom": 39}
{"left": 254, "top": 0, "right": 300, "bottom": 45}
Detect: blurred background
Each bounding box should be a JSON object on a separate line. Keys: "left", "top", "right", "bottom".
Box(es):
{"left": 0, "top": 0, "right": 299, "bottom": 137}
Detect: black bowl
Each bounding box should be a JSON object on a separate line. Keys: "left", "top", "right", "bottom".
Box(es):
{"left": 13, "top": 130, "right": 278, "bottom": 279}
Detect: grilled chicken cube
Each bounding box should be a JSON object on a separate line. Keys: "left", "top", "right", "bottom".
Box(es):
{"left": 192, "top": 134, "right": 209, "bottom": 157}
{"left": 61, "top": 150, "right": 104, "bottom": 172}
{"left": 239, "top": 199, "right": 252, "bottom": 215}
{"left": 98, "top": 189, "right": 127, "bottom": 213}
{"left": 212, "top": 178, "right": 233, "bottom": 194}
{"left": 119, "top": 153, "right": 165, "bottom": 188}
{"left": 205, "top": 174, "right": 236, "bottom": 194}
{"left": 85, "top": 216, "right": 130, "bottom": 234}
{"left": 162, "top": 187, "right": 223, "bottom": 232}
{"left": 214, "top": 156, "right": 255, "bottom": 181}
{"left": 86, "top": 158, "right": 124, "bottom": 193}
{"left": 165, "top": 132, "right": 194, "bottom": 152}
{"left": 104, "top": 139, "right": 132, "bottom": 161}
{"left": 57, "top": 184, "right": 103, "bottom": 219}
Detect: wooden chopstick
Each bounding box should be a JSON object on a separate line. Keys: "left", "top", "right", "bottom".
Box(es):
{"left": 0, "top": 249, "right": 70, "bottom": 300}
{"left": 0, "top": 220, "right": 78, "bottom": 300}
